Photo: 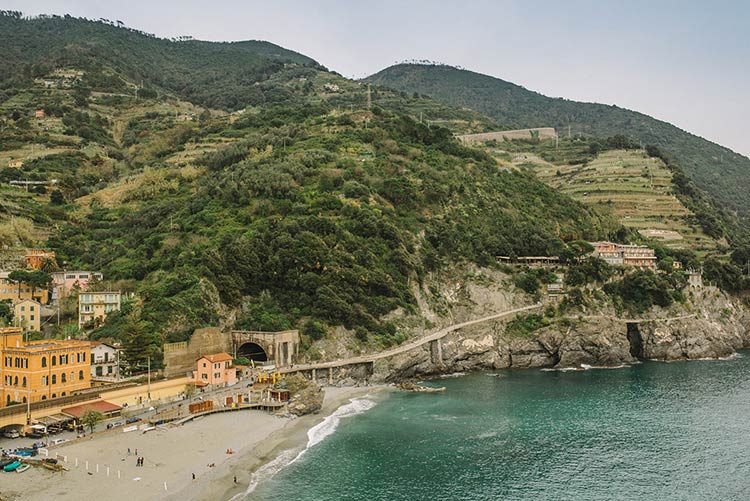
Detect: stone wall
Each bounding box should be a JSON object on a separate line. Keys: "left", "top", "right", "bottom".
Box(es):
{"left": 456, "top": 127, "right": 557, "bottom": 144}
{"left": 163, "top": 327, "right": 231, "bottom": 378}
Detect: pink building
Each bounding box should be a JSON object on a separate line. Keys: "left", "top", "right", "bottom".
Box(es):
{"left": 192, "top": 353, "right": 237, "bottom": 387}
{"left": 51, "top": 271, "right": 103, "bottom": 300}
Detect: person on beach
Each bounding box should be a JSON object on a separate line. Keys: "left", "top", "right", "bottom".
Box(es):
{"left": 192, "top": 473, "right": 196, "bottom": 480}
{"left": 234, "top": 475, "right": 237, "bottom": 484}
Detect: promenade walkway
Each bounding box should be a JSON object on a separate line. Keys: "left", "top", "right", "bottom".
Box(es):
{"left": 281, "top": 303, "right": 544, "bottom": 374}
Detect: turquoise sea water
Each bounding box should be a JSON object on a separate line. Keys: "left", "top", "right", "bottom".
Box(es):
{"left": 251, "top": 355, "right": 750, "bottom": 500}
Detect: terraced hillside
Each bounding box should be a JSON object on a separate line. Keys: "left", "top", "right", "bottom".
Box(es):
{"left": 511, "top": 143, "right": 721, "bottom": 255}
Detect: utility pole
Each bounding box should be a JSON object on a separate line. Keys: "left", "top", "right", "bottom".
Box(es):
{"left": 568, "top": 125, "right": 571, "bottom": 139}
{"left": 367, "top": 83, "right": 372, "bottom": 111}
{"left": 147, "top": 356, "right": 151, "bottom": 401}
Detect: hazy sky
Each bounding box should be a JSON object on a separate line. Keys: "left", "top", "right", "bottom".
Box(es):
{"left": 7, "top": 0, "right": 750, "bottom": 155}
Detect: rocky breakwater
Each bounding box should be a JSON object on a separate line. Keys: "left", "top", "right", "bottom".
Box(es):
{"left": 374, "top": 287, "right": 750, "bottom": 381}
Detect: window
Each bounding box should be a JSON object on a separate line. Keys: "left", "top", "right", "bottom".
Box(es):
{"left": 13, "top": 376, "right": 18, "bottom": 386}
{"left": 22, "top": 397, "right": 26, "bottom": 403}
{"left": 107, "top": 366, "right": 113, "bottom": 374}
{"left": 61, "top": 392, "right": 66, "bottom": 397}
{"left": 41, "top": 376, "right": 48, "bottom": 386}
{"left": 42, "top": 357, "right": 47, "bottom": 367}
{"left": 201, "top": 373, "right": 208, "bottom": 380}
{"left": 22, "top": 377, "right": 26, "bottom": 387}
{"left": 30, "top": 306, "right": 34, "bottom": 312}
{"left": 61, "top": 373, "right": 66, "bottom": 383}
{"left": 202, "top": 362, "right": 206, "bottom": 368}
{"left": 20, "top": 306, "right": 25, "bottom": 312}
{"left": 214, "top": 372, "right": 220, "bottom": 379}
{"left": 70, "top": 372, "right": 74, "bottom": 382}
{"left": 52, "top": 356, "right": 57, "bottom": 366}
{"left": 52, "top": 393, "right": 56, "bottom": 398}
{"left": 96, "top": 366, "right": 103, "bottom": 377}
{"left": 79, "top": 370, "right": 84, "bottom": 380}
{"left": 41, "top": 396, "right": 46, "bottom": 400}
{"left": 51, "top": 374, "right": 57, "bottom": 384}
{"left": 30, "top": 315, "right": 34, "bottom": 321}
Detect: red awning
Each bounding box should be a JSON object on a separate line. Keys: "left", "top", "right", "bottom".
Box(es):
{"left": 62, "top": 400, "right": 122, "bottom": 419}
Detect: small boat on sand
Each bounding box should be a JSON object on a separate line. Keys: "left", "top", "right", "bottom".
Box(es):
{"left": 15, "top": 464, "right": 30, "bottom": 473}
{"left": 3, "top": 460, "right": 21, "bottom": 472}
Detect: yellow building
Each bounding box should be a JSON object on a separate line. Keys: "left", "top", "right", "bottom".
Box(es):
{"left": 0, "top": 272, "right": 50, "bottom": 304}
{"left": 13, "top": 299, "right": 41, "bottom": 332}
{"left": 79, "top": 291, "right": 121, "bottom": 328}
{"left": 0, "top": 327, "right": 92, "bottom": 407}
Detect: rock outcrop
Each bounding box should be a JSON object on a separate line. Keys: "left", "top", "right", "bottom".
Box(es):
{"left": 370, "top": 275, "right": 750, "bottom": 382}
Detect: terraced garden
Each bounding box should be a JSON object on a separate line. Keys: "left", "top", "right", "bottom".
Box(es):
{"left": 522, "top": 147, "right": 720, "bottom": 254}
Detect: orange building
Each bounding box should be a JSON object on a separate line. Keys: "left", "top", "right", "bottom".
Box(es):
{"left": 589, "top": 241, "right": 657, "bottom": 270}
{"left": 192, "top": 353, "right": 237, "bottom": 387}
{"left": 0, "top": 327, "right": 91, "bottom": 408}
{"left": 0, "top": 272, "right": 50, "bottom": 304}
{"left": 25, "top": 249, "right": 56, "bottom": 270}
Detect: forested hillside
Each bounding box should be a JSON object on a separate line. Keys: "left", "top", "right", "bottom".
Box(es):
{"left": 366, "top": 64, "right": 750, "bottom": 219}
{"left": 0, "top": 11, "right": 318, "bottom": 110}
{"left": 0, "top": 13, "right": 618, "bottom": 367}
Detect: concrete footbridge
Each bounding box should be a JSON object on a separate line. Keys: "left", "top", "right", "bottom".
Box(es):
{"left": 280, "top": 303, "right": 544, "bottom": 381}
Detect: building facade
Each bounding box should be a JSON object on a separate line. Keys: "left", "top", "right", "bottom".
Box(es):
{"left": 90, "top": 342, "right": 120, "bottom": 379}
{"left": 0, "top": 272, "right": 50, "bottom": 304}
{"left": 589, "top": 241, "right": 657, "bottom": 269}
{"left": 78, "top": 291, "right": 121, "bottom": 328}
{"left": 192, "top": 353, "right": 237, "bottom": 387}
{"left": 24, "top": 249, "right": 56, "bottom": 270}
{"left": 51, "top": 271, "right": 103, "bottom": 300}
{"left": 13, "top": 299, "right": 41, "bottom": 332}
{"left": 0, "top": 327, "right": 91, "bottom": 408}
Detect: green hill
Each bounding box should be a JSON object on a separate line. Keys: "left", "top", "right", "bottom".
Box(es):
{"left": 0, "top": 13, "right": 618, "bottom": 367}
{"left": 0, "top": 11, "right": 318, "bottom": 110}
{"left": 365, "top": 64, "right": 750, "bottom": 219}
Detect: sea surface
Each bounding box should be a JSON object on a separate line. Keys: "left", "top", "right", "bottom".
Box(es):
{"left": 249, "top": 355, "right": 750, "bottom": 500}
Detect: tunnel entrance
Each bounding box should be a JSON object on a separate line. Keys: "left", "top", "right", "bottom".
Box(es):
{"left": 627, "top": 323, "right": 643, "bottom": 359}
{"left": 237, "top": 342, "right": 268, "bottom": 362}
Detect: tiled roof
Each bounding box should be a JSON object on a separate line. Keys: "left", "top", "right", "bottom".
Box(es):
{"left": 198, "top": 352, "right": 233, "bottom": 363}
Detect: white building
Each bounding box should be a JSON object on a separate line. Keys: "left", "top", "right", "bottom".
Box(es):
{"left": 90, "top": 342, "right": 120, "bottom": 380}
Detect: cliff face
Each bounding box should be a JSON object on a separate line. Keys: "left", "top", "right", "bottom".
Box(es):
{"left": 371, "top": 267, "right": 750, "bottom": 382}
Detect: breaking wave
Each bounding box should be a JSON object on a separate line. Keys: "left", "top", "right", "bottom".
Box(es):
{"left": 237, "top": 397, "right": 377, "bottom": 498}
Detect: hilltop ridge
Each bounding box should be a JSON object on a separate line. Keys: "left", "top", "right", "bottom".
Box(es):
{"left": 366, "top": 63, "right": 750, "bottom": 219}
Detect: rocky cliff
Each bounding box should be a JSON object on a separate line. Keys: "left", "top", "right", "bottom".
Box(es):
{"left": 367, "top": 267, "right": 750, "bottom": 382}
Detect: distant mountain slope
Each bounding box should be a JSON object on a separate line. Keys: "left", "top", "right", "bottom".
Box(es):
{"left": 366, "top": 64, "right": 750, "bottom": 218}
{"left": 0, "top": 12, "right": 319, "bottom": 110}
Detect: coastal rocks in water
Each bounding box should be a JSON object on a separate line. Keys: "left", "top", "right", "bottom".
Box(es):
{"left": 639, "top": 318, "right": 742, "bottom": 360}
{"left": 542, "top": 318, "right": 636, "bottom": 368}
{"left": 397, "top": 381, "right": 445, "bottom": 392}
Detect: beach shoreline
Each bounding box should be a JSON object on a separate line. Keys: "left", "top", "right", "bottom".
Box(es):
{"left": 170, "top": 385, "right": 387, "bottom": 501}
{"left": 0, "top": 385, "right": 386, "bottom": 501}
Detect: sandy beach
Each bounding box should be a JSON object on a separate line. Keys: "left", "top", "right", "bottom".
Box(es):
{"left": 0, "top": 386, "right": 385, "bottom": 501}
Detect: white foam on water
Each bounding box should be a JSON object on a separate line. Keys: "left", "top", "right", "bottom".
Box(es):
{"left": 436, "top": 372, "right": 466, "bottom": 379}
{"left": 236, "top": 397, "right": 377, "bottom": 499}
